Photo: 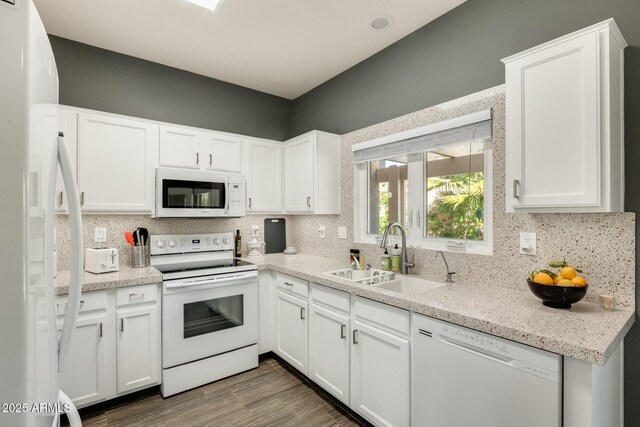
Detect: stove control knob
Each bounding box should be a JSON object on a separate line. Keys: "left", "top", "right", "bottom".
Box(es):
{"left": 222, "top": 237, "right": 230, "bottom": 245}
{"left": 213, "top": 238, "right": 221, "bottom": 245}
{"left": 156, "top": 240, "right": 166, "bottom": 249}
{"left": 168, "top": 240, "right": 177, "bottom": 248}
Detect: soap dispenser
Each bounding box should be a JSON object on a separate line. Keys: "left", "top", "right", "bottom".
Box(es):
{"left": 381, "top": 248, "right": 391, "bottom": 271}
{"left": 391, "top": 244, "right": 401, "bottom": 273}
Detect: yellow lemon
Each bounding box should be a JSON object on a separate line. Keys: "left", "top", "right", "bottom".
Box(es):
{"left": 557, "top": 279, "right": 576, "bottom": 287}
{"left": 533, "top": 272, "right": 554, "bottom": 285}
{"left": 571, "top": 276, "right": 587, "bottom": 287}
{"left": 560, "top": 266, "right": 577, "bottom": 280}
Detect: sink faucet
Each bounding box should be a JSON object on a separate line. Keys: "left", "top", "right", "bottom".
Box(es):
{"left": 435, "top": 251, "right": 455, "bottom": 283}
{"left": 380, "top": 223, "right": 414, "bottom": 274}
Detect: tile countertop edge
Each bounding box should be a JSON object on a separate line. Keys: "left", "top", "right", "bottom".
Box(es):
{"left": 252, "top": 260, "right": 635, "bottom": 366}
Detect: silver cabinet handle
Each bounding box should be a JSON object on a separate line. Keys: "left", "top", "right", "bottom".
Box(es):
{"left": 58, "top": 191, "right": 64, "bottom": 207}
{"left": 120, "top": 318, "right": 124, "bottom": 332}
{"left": 307, "top": 196, "right": 311, "bottom": 208}
{"left": 80, "top": 192, "right": 85, "bottom": 206}
{"left": 209, "top": 153, "right": 213, "bottom": 166}
{"left": 341, "top": 324, "right": 346, "bottom": 339}
{"left": 284, "top": 282, "right": 294, "bottom": 287}
{"left": 196, "top": 152, "right": 199, "bottom": 165}
{"left": 352, "top": 329, "right": 359, "bottom": 344}
{"left": 513, "top": 179, "right": 520, "bottom": 199}
{"left": 408, "top": 209, "right": 413, "bottom": 227}
{"left": 248, "top": 197, "right": 252, "bottom": 209}
{"left": 99, "top": 322, "right": 103, "bottom": 338}
{"left": 300, "top": 307, "right": 306, "bottom": 320}
{"left": 417, "top": 209, "right": 421, "bottom": 229}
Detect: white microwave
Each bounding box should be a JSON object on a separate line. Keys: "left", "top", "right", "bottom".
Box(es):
{"left": 154, "top": 167, "right": 246, "bottom": 218}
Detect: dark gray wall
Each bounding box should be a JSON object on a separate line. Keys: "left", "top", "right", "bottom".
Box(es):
{"left": 292, "top": 1, "right": 640, "bottom": 425}
{"left": 49, "top": 36, "right": 292, "bottom": 141}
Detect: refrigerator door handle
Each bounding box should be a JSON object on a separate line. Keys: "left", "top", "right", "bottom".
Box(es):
{"left": 57, "top": 133, "right": 84, "bottom": 372}
{"left": 58, "top": 390, "right": 81, "bottom": 427}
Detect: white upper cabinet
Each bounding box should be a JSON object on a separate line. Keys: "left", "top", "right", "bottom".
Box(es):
{"left": 160, "top": 126, "right": 242, "bottom": 172}
{"left": 159, "top": 126, "right": 201, "bottom": 169}
{"left": 78, "top": 113, "right": 159, "bottom": 213}
{"left": 503, "top": 19, "right": 627, "bottom": 213}
{"left": 201, "top": 131, "right": 243, "bottom": 172}
{"left": 284, "top": 131, "right": 340, "bottom": 214}
{"left": 245, "top": 138, "right": 282, "bottom": 213}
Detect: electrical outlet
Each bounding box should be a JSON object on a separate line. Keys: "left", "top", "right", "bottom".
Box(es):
{"left": 338, "top": 226, "right": 347, "bottom": 239}
{"left": 251, "top": 225, "right": 259, "bottom": 237}
{"left": 94, "top": 227, "right": 107, "bottom": 244}
{"left": 318, "top": 226, "right": 326, "bottom": 239}
{"left": 519, "top": 232, "right": 536, "bottom": 255}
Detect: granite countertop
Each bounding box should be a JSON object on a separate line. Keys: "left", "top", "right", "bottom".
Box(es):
{"left": 242, "top": 253, "right": 635, "bottom": 366}
{"left": 55, "top": 253, "right": 634, "bottom": 366}
{"left": 54, "top": 266, "right": 162, "bottom": 296}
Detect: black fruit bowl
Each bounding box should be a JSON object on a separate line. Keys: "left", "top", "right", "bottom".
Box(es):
{"left": 526, "top": 279, "right": 588, "bottom": 309}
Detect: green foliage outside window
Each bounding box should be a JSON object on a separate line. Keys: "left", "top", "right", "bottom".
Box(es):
{"left": 427, "top": 173, "right": 484, "bottom": 240}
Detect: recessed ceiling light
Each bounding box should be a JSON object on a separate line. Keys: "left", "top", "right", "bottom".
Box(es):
{"left": 185, "top": 0, "right": 224, "bottom": 12}
{"left": 371, "top": 16, "right": 393, "bottom": 30}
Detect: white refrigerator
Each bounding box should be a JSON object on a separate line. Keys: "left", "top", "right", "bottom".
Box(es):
{"left": 0, "top": 1, "right": 84, "bottom": 426}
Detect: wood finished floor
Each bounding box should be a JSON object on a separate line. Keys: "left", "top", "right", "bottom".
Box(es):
{"left": 71, "top": 357, "right": 367, "bottom": 427}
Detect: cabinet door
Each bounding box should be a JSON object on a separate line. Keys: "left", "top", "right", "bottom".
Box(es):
{"left": 284, "top": 135, "right": 315, "bottom": 212}
{"left": 159, "top": 126, "right": 200, "bottom": 169}
{"left": 247, "top": 140, "right": 282, "bottom": 213}
{"left": 506, "top": 31, "right": 600, "bottom": 210}
{"left": 275, "top": 290, "right": 308, "bottom": 375}
{"left": 201, "top": 131, "right": 242, "bottom": 172}
{"left": 78, "top": 113, "right": 159, "bottom": 212}
{"left": 116, "top": 306, "right": 160, "bottom": 394}
{"left": 352, "top": 320, "right": 409, "bottom": 427}
{"left": 309, "top": 303, "right": 349, "bottom": 404}
{"left": 58, "top": 314, "right": 109, "bottom": 408}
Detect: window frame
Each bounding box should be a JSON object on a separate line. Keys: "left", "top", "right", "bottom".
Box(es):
{"left": 354, "top": 126, "right": 493, "bottom": 256}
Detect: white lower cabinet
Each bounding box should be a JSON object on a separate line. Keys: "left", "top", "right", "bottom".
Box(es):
{"left": 351, "top": 320, "right": 410, "bottom": 427}
{"left": 116, "top": 306, "right": 160, "bottom": 394}
{"left": 275, "top": 289, "right": 309, "bottom": 375}
{"left": 56, "top": 284, "right": 160, "bottom": 408}
{"left": 309, "top": 303, "right": 350, "bottom": 404}
{"left": 57, "top": 293, "right": 112, "bottom": 408}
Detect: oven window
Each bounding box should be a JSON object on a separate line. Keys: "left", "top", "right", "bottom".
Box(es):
{"left": 162, "top": 179, "right": 226, "bottom": 209}
{"left": 183, "top": 295, "right": 244, "bottom": 339}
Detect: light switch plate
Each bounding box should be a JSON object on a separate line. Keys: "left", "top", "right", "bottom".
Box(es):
{"left": 338, "top": 226, "right": 347, "bottom": 239}
{"left": 519, "top": 232, "right": 536, "bottom": 255}
{"left": 94, "top": 227, "right": 107, "bottom": 244}
{"left": 318, "top": 226, "right": 326, "bottom": 239}
{"left": 251, "top": 225, "right": 259, "bottom": 237}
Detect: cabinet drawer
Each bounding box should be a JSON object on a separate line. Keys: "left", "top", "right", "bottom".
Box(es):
{"left": 55, "top": 291, "right": 107, "bottom": 317}
{"left": 354, "top": 297, "right": 409, "bottom": 336}
{"left": 311, "top": 283, "right": 349, "bottom": 313}
{"left": 275, "top": 273, "right": 309, "bottom": 299}
{"left": 116, "top": 284, "right": 158, "bottom": 308}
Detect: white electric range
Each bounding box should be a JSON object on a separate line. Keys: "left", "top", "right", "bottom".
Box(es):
{"left": 150, "top": 232, "right": 258, "bottom": 397}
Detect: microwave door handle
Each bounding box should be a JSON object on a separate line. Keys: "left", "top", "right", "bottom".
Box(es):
{"left": 225, "top": 177, "right": 229, "bottom": 213}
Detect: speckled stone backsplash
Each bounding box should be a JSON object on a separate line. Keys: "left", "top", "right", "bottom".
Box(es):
{"left": 290, "top": 85, "right": 636, "bottom": 309}
{"left": 56, "top": 214, "right": 294, "bottom": 270}
{"left": 56, "top": 85, "right": 635, "bottom": 309}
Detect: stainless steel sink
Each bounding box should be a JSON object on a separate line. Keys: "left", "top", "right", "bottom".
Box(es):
{"left": 376, "top": 276, "right": 446, "bottom": 295}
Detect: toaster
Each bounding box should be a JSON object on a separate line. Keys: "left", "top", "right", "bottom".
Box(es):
{"left": 85, "top": 248, "right": 119, "bottom": 274}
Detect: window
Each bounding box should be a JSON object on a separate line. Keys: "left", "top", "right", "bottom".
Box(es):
{"left": 353, "top": 111, "right": 493, "bottom": 255}
{"left": 425, "top": 141, "right": 485, "bottom": 240}
{"left": 368, "top": 156, "right": 409, "bottom": 235}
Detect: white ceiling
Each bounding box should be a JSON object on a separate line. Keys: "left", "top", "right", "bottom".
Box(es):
{"left": 33, "top": 0, "right": 466, "bottom": 99}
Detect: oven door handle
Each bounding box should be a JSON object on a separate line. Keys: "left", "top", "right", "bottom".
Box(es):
{"left": 165, "top": 272, "right": 257, "bottom": 290}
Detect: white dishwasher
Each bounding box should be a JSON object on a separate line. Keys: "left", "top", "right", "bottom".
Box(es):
{"left": 412, "top": 314, "right": 561, "bottom": 427}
